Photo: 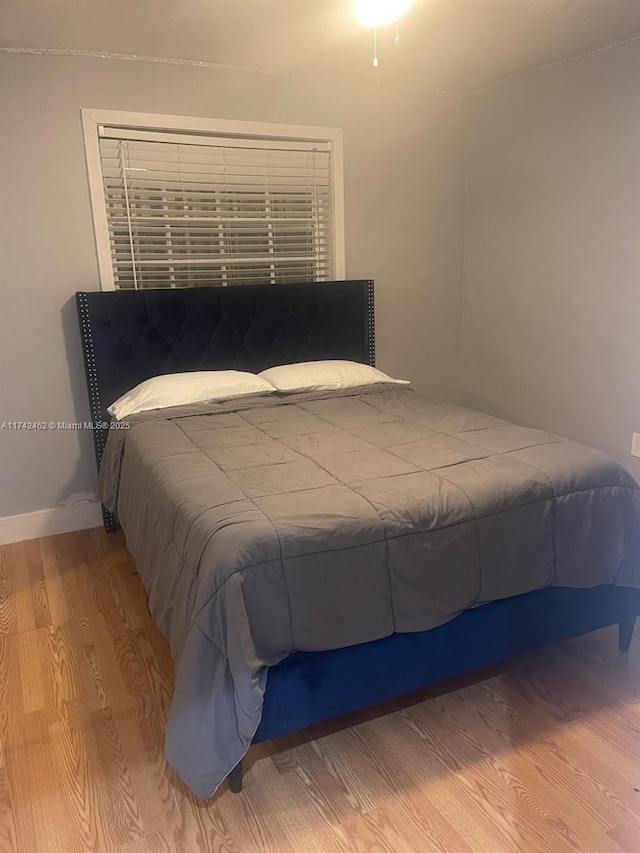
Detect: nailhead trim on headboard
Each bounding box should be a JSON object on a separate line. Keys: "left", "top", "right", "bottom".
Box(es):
{"left": 76, "top": 291, "right": 116, "bottom": 532}
{"left": 366, "top": 279, "right": 375, "bottom": 367}
{"left": 77, "top": 292, "right": 105, "bottom": 461}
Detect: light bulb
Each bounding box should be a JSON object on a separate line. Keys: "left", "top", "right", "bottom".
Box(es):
{"left": 354, "top": 0, "right": 414, "bottom": 29}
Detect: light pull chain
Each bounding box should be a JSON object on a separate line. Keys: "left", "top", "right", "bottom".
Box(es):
{"left": 372, "top": 19, "right": 403, "bottom": 67}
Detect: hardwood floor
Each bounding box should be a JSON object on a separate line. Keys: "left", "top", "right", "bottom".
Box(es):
{"left": 1, "top": 530, "right": 640, "bottom": 852}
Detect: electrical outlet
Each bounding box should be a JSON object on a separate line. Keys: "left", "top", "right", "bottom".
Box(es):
{"left": 631, "top": 433, "right": 640, "bottom": 458}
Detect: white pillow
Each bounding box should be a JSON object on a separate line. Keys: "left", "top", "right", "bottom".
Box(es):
{"left": 107, "top": 371, "right": 275, "bottom": 419}
{"left": 259, "top": 360, "right": 410, "bottom": 394}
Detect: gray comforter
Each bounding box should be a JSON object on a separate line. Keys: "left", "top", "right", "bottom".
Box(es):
{"left": 100, "top": 386, "right": 640, "bottom": 798}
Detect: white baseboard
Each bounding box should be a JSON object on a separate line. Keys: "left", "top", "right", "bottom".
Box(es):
{"left": 0, "top": 502, "right": 104, "bottom": 545}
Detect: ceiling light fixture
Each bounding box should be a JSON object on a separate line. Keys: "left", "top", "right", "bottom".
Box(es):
{"left": 354, "top": 0, "right": 414, "bottom": 66}
{"left": 354, "top": 0, "right": 414, "bottom": 29}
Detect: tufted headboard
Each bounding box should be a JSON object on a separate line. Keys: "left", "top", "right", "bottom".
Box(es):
{"left": 76, "top": 280, "right": 374, "bottom": 528}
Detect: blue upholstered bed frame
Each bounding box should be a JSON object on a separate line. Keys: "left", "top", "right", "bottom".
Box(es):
{"left": 76, "top": 280, "right": 640, "bottom": 795}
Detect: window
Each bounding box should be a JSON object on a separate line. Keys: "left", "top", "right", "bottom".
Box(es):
{"left": 81, "top": 111, "right": 345, "bottom": 290}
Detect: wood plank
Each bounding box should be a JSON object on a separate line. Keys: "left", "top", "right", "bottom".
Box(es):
{"left": 116, "top": 833, "right": 173, "bottom": 853}
{"left": 44, "top": 621, "right": 84, "bottom": 715}
{"left": 105, "top": 702, "right": 173, "bottom": 839}
{"left": 3, "top": 542, "right": 36, "bottom": 636}
{"left": 25, "top": 540, "right": 51, "bottom": 630}
{"left": 38, "top": 537, "right": 71, "bottom": 626}
{"left": 0, "top": 639, "right": 9, "bottom": 770}
{"left": 49, "top": 698, "right": 144, "bottom": 851}
{"left": 9, "top": 710, "right": 73, "bottom": 853}
{"left": 112, "top": 630, "right": 178, "bottom": 812}
{"left": 0, "top": 544, "right": 17, "bottom": 637}
{"left": 0, "top": 634, "right": 22, "bottom": 773}
{"left": 84, "top": 533, "right": 149, "bottom": 633}
{"left": 18, "top": 628, "right": 45, "bottom": 714}
{"left": 74, "top": 617, "right": 110, "bottom": 712}
{"left": 79, "top": 611, "right": 135, "bottom": 713}
{"left": 0, "top": 767, "right": 19, "bottom": 853}
{"left": 89, "top": 705, "right": 145, "bottom": 844}
{"left": 169, "top": 790, "right": 240, "bottom": 853}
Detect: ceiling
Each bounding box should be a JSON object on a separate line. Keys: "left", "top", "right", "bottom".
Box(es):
{"left": 2, "top": 0, "right": 640, "bottom": 93}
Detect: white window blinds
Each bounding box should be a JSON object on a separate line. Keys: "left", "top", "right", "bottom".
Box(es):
{"left": 97, "top": 126, "right": 334, "bottom": 289}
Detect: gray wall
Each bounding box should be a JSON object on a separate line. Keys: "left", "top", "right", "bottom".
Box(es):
{"left": 462, "top": 40, "right": 640, "bottom": 479}
{"left": 0, "top": 53, "right": 468, "bottom": 517}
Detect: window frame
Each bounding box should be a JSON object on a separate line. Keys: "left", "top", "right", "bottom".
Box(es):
{"left": 81, "top": 108, "right": 346, "bottom": 291}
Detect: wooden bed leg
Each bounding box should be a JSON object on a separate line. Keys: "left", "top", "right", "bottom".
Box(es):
{"left": 228, "top": 760, "right": 243, "bottom": 794}
{"left": 619, "top": 614, "right": 636, "bottom": 653}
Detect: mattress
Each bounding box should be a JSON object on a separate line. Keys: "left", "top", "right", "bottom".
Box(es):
{"left": 99, "top": 386, "right": 640, "bottom": 797}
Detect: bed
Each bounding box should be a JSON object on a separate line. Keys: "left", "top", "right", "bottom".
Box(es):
{"left": 76, "top": 280, "right": 640, "bottom": 799}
